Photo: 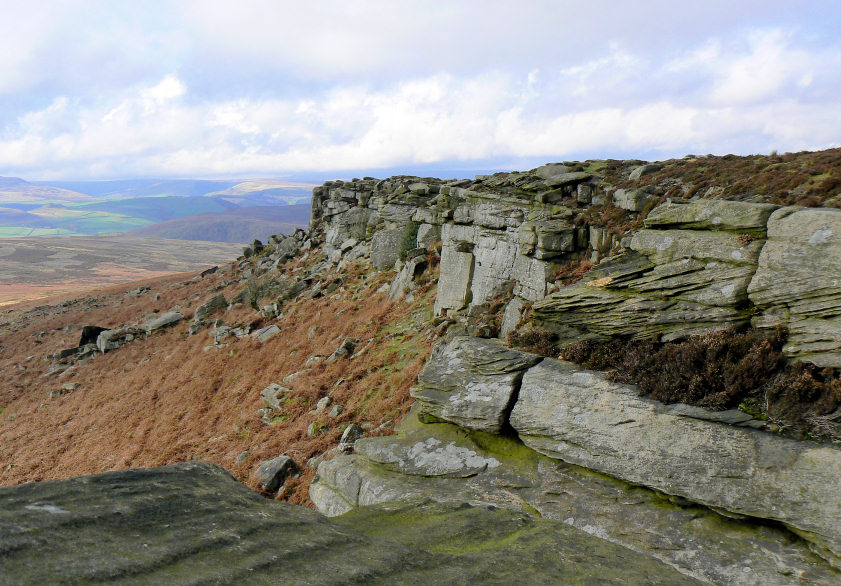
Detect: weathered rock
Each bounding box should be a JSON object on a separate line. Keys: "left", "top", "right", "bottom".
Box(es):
{"left": 193, "top": 294, "right": 227, "bottom": 321}
{"left": 253, "top": 454, "right": 299, "bottom": 493}
{"left": 388, "top": 254, "right": 427, "bottom": 301}
{"left": 96, "top": 327, "right": 141, "bottom": 353}
{"left": 3, "top": 462, "right": 679, "bottom": 584}
{"left": 251, "top": 324, "right": 280, "bottom": 343}
{"left": 748, "top": 206, "right": 841, "bottom": 367}
{"left": 328, "top": 404, "right": 344, "bottom": 418}
{"left": 533, "top": 212, "right": 767, "bottom": 342}
{"left": 311, "top": 413, "right": 839, "bottom": 584}
{"left": 78, "top": 326, "right": 107, "bottom": 346}
{"left": 410, "top": 337, "right": 541, "bottom": 433}
{"left": 510, "top": 358, "right": 841, "bottom": 566}
{"left": 416, "top": 223, "right": 441, "bottom": 248}
{"left": 338, "top": 423, "right": 364, "bottom": 453}
{"left": 613, "top": 188, "right": 651, "bottom": 212}
{"left": 242, "top": 238, "right": 263, "bottom": 257}
{"left": 645, "top": 199, "right": 778, "bottom": 235}
{"left": 259, "top": 383, "right": 290, "bottom": 410}
{"left": 433, "top": 244, "right": 474, "bottom": 314}
{"left": 542, "top": 171, "right": 591, "bottom": 187}
{"left": 371, "top": 228, "right": 403, "bottom": 270}
{"left": 533, "top": 163, "right": 570, "bottom": 180}
{"left": 500, "top": 296, "right": 527, "bottom": 338}
{"left": 315, "top": 396, "right": 332, "bottom": 412}
{"left": 142, "top": 311, "right": 184, "bottom": 334}
{"left": 628, "top": 163, "right": 662, "bottom": 180}
{"left": 326, "top": 337, "right": 358, "bottom": 363}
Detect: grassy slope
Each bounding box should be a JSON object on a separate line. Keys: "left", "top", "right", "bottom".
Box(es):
{"left": 0, "top": 248, "right": 438, "bottom": 505}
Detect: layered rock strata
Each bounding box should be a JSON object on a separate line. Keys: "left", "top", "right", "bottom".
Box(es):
{"left": 312, "top": 337, "right": 841, "bottom": 580}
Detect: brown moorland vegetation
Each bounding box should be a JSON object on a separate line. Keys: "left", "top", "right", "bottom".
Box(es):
{"left": 0, "top": 251, "right": 438, "bottom": 505}
{"left": 510, "top": 326, "right": 841, "bottom": 442}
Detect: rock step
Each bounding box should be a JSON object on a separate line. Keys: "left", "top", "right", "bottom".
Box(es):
{"left": 311, "top": 412, "right": 840, "bottom": 584}
{"left": 0, "top": 462, "right": 695, "bottom": 585}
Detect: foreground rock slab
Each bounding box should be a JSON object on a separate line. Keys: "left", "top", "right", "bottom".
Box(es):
{"left": 0, "top": 462, "right": 695, "bottom": 585}
{"left": 312, "top": 413, "right": 840, "bottom": 584}
{"left": 510, "top": 358, "right": 841, "bottom": 567}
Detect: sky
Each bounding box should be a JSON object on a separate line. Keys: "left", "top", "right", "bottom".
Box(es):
{"left": 0, "top": 0, "right": 840, "bottom": 180}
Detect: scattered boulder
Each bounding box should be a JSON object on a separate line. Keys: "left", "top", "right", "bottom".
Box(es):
{"left": 628, "top": 163, "right": 662, "bottom": 181}
{"left": 326, "top": 337, "right": 358, "bottom": 363}
{"left": 315, "top": 396, "right": 333, "bottom": 413}
{"left": 96, "top": 327, "right": 142, "bottom": 353}
{"left": 260, "top": 383, "right": 290, "bottom": 411}
{"left": 251, "top": 325, "right": 280, "bottom": 343}
{"left": 328, "top": 404, "right": 344, "bottom": 418}
{"left": 338, "top": 423, "right": 364, "bottom": 453}
{"left": 253, "top": 454, "right": 299, "bottom": 493}
{"left": 242, "top": 239, "right": 264, "bottom": 258}
{"left": 143, "top": 311, "right": 184, "bottom": 334}
{"left": 78, "top": 326, "right": 107, "bottom": 346}
{"left": 194, "top": 294, "right": 227, "bottom": 322}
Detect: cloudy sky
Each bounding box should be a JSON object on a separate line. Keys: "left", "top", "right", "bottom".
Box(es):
{"left": 1, "top": 0, "right": 840, "bottom": 179}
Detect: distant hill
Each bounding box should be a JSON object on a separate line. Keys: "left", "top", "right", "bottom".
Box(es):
{"left": 32, "top": 179, "right": 240, "bottom": 199}
{"left": 0, "top": 176, "right": 94, "bottom": 204}
{"left": 124, "top": 204, "right": 311, "bottom": 243}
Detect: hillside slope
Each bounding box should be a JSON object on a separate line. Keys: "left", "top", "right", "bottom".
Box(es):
{"left": 124, "top": 204, "right": 311, "bottom": 242}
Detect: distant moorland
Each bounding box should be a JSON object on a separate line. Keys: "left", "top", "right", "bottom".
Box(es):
{"left": 0, "top": 176, "right": 314, "bottom": 242}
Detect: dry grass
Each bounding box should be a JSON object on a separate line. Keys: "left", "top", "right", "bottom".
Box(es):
{"left": 0, "top": 252, "right": 436, "bottom": 506}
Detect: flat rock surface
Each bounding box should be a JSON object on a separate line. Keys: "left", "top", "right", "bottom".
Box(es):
{"left": 0, "top": 461, "right": 696, "bottom": 585}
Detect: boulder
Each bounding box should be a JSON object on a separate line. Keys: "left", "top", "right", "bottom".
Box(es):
{"left": 410, "top": 336, "right": 541, "bottom": 433}
{"left": 613, "top": 188, "right": 651, "bottom": 212}
{"left": 142, "top": 312, "right": 184, "bottom": 334}
{"left": 416, "top": 223, "right": 441, "bottom": 248}
{"left": 433, "top": 247, "right": 473, "bottom": 314}
{"left": 193, "top": 294, "right": 227, "bottom": 322}
{"left": 326, "top": 337, "right": 358, "bottom": 363}
{"left": 259, "top": 383, "right": 290, "bottom": 411}
{"left": 78, "top": 326, "right": 107, "bottom": 347}
{"left": 96, "top": 327, "right": 141, "bottom": 353}
{"left": 533, "top": 163, "right": 569, "bottom": 180}
{"left": 628, "top": 163, "right": 662, "bottom": 181}
{"left": 251, "top": 325, "right": 280, "bottom": 343}
{"left": 253, "top": 454, "right": 299, "bottom": 493}
{"left": 338, "top": 423, "right": 364, "bottom": 453}
{"left": 388, "top": 254, "right": 428, "bottom": 301}
{"left": 371, "top": 228, "right": 403, "bottom": 270}
{"left": 510, "top": 358, "right": 841, "bottom": 566}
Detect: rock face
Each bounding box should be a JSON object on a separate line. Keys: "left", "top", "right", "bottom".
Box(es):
{"left": 510, "top": 358, "right": 841, "bottom": 566}
{"left": 410, "top": 337, "right": 541, "bottom": 433}
{"left": 532, "top": 200, "right": 776, "bottom": 343}
{"left": 311, "top": 411, "right": 841, "bottom": 584}
{"left": 0, "top": 462, "right": 697, "bottom": 584}
{"left": 748, "top": 206, "right": 841, "bottom": 367}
